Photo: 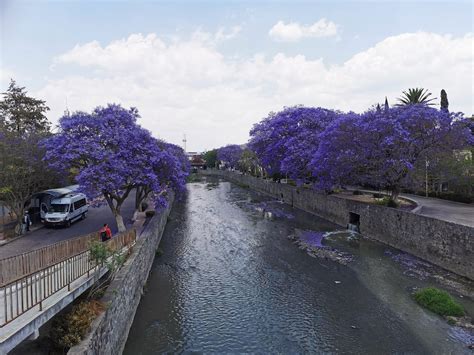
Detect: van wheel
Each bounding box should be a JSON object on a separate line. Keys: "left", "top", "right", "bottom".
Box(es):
{"left": 81, "top": 213, "right": 86, "bottom": 220}
{"left": 66, "top": 220, "right": 71, "bottom": 228}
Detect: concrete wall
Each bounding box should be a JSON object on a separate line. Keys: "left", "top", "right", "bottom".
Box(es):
{"left": 203, "top": 170, "right": 474, "bottom": 280}
{"left": 69, "top": 193, "right": 174, "bottom": 355}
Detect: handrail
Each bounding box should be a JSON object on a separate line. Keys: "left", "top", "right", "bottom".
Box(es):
{"left": 0, "top": 229, "right": 136, "bottom": 327}
{"left": 0, "top": 231, "right": 100, "bottom": 263}
{"left": 1, "top": 232, "right": 100, "bottom": 286}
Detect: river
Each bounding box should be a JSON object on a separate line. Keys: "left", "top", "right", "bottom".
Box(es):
{"left": 124, "top": 175, "right": 473, "bottom": 354}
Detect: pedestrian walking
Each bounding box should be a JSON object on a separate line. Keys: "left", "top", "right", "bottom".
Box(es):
{"left": 100, "top": 223, "right": 112, "bottom": 242}
{"left": 23, "top": 211, "right": 32, "bottom": 232}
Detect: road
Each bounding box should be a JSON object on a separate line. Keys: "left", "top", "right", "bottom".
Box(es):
{"left": 344, "top": 187, "right": 474, "bottom": 227}
{"left": 402, "top": 193, "right": 474, "bottom": 227}
{"left": 0, "top": 193, "right": 136, "bottom": 259}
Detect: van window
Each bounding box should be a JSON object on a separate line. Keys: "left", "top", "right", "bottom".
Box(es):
{"left": 49, "top": 204, "right": 69, "bottom": 213}
{"left": 69, "top": 204, "right": 74, "bottom": 212}
{"left": 73, "top": 198, "right": 86, "bottom": 209}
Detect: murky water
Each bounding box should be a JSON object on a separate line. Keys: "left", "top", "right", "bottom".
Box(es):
{"left": 124, "top": 176, "right": 473, "bottom": 354}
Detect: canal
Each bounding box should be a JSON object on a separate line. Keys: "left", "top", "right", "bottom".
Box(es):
{"left": 124, "top": 176, "right": 472, "bottom": 354}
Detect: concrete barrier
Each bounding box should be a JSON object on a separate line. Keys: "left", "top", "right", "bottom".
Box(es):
{"left": 202, "top": 170, "right": 474, "bottom": 280}
{"left": 68, "top": 192, "right": 174, "bottom": 355}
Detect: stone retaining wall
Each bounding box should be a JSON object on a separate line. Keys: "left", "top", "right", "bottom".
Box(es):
{"left": 203, "top": 170, "right": 473, "bottom": 279}
{"left": 69, "top": 192, "right": 174, "bottom": 355}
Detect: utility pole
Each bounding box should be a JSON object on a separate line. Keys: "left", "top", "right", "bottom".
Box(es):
{"left": 182, "top": 134, "right": 187, "bottom": 153}
{"left": 425, "top": 159, "right": 429, "bottom": 197}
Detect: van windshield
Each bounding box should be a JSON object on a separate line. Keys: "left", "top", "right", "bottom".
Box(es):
{"left": 49, "top": 204, "right": 69, "bottom": 213}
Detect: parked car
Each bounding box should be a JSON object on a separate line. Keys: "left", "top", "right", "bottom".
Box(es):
{"left": 44, "top": 193, "right": 88, "bottom": 227}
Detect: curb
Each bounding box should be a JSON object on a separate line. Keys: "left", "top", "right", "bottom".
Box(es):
{"left": 0, "top": 224, "right": 45, "bottom": 247}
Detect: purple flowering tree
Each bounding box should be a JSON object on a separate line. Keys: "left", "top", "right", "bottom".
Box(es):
{"left": 310, "top": 105, "right": 473, "bottom": 200}
{"left": 43, "top": 104, "right": 186, "bottom": 232}
{"left": 217, "top": 144, "right": 243, "bottom": 169}
{"left": 249, "top": 106, "right": 337, "bottom": 182}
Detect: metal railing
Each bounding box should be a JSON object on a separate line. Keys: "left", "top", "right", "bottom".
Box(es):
{"left": 0, "top": 232, "right": 101, "bottom": 286}
{"left": 0, "top": 229, "right": 136, "bottom": 327}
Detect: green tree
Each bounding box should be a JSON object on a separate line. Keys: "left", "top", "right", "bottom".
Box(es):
{"left": 0, "top": 79, "right": 50, "bottom": 135}
{"left": 396, "top": 88, "right": 436, "bottom": 106}
{"left": 440, "top": 89, "right": 449, "bottom": 111}
{"left": 238, "top": 149, "right": 260, "bottom": 176}
{"left": 203, "top": 149, "right": 218, "bottom": 168}
{"left": 0, "top": 80, "right": 59, "bottom": 231}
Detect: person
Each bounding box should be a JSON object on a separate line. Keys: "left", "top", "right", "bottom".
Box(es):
{"left": 99, "top": 223, "right": 112, "bottom": 242}
{"left": 23, "top": 211, "right": 32, "bottom": 232}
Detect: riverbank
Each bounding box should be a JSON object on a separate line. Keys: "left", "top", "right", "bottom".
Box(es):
{"left": 200, "top": 170, "right": 474, "bottom": 280}
{"left": 68, "top": 192, "right": 174, "bottom": 354}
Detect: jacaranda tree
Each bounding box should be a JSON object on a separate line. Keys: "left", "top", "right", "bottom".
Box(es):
{"left": 134, "top": 141, "right": 189, "bottom": 213}
{"left": 43, "top": 104, "right": 187, "bottom": 232}
{"left": 310, "top": 105, "right": 473, "bottom": 200}
{"left": 217, "top": 144, "right": 243, "bottom": 169}
{"left": 249, "top": 106, "right": 337, "bottom": 183}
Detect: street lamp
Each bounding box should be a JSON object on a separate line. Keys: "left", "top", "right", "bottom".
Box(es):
{"left": 425, "top": 159, "right": 429, "bottom": 197}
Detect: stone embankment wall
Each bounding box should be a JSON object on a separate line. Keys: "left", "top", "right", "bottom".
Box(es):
{"left": 69, "top": 193, "right": 174, "bottom": 355}
{"left": 202, "top": 170, "right": 473, "bottom": 280}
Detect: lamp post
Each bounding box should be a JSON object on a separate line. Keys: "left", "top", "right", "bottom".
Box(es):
{"left": 425, "top": 159, "right": 429, "bottom": 197}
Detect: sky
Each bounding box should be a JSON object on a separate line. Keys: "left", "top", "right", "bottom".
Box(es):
{"left": 1, "top": 0, "right": 473, "bottom": 152}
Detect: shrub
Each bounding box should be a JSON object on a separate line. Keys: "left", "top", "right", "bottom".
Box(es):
{"left": 414, "top": 287, "right": 464, "bottom": 317}
{"left": 51, "top": 300, "right": 104, "bottom": 349}
{"left": 353, "top": 190, "right": 363, "bottom": 195}
{"left": 375, "top": 197, "right": 399, "bottom": 208}
{"left": 372, "top": 192, "right": 384, "bottom": 199}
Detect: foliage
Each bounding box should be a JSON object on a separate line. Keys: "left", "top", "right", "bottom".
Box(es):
{"left": 375, "top": 196, "right": 399, "bottom": 208}
{"left": 0, "top": 80, "right": 62, "bottom": 230}
{"left": 414, "top": 287, "right": 464, "bottom": 317}
{"left": 217, "top": 144, "right": 243, "bottom": 169}
{"left": 238, "top": 148, "right": 260, "bottom": 175}
{"left": 248, "top": 106, "right": 337, "bottom": 182}
{"left": 88, "top": 240, "right": 126, "bottom": 299}
{"left": 51, "top": 300, "right": 104, "bottom": 349}
{"left": 440, "top": 89, "right": 449, "bottom": 111}
{"left": 310, "top": 105, "right": 472, "bottom": 199}
{"left": 43, "top": 104, "right": 188, "bottom": 231}
{"left": 203, "top": 149, "right": 218, "bottom": 168}
{"left": 397, "top": 88, "right": 436, "bottom": 106}
{"left": 0, "top": 79, "right": 50, "bottom": 135}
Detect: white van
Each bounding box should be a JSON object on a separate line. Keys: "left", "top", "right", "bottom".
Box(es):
{"left": 44, "top": 193, "right": 88, "bottom": 227}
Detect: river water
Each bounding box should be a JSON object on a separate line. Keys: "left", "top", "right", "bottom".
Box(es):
{"left": 124, "top": 176, "right": 473, "bottom": 354}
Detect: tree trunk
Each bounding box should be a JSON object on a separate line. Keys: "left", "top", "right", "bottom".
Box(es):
{"left": 390, "top": 187, "right": 400, "bottom": 202}
{"left": 115, "top": 214, "right": 126, "bottom": 233}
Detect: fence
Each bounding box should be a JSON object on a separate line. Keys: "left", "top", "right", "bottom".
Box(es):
{"left": 0, "top": 229, "right": 136, "bottom": 327}
{"left": 0, "top": 232, "right": 101, "bottom": 286}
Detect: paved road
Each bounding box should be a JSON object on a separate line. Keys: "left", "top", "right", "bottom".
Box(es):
{"left": 345, "top": 187, "right": 474, "bottom": 227}
{"left": 0, "top": 193, "right": 136, "bottom": 259}
{"left": 401, "top": 193, "right": 474, "bottom": 227}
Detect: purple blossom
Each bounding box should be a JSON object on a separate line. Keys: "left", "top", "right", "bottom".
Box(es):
{"left": 42, "top": 104, "right": 188, "bottom": 231}
{"left": 217, "top": 144, "right": 243, "bottom": 169}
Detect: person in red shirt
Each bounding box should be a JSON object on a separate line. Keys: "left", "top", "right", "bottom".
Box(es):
{"left": 100, "top": 223, "right": 112, "bottom": 242}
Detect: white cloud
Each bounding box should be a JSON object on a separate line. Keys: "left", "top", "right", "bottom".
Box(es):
{"left": 269, "top": 19, "right": 339, "bottom": 42}
{"left": 38, "top": 31, "right": 474, "bottom": 151}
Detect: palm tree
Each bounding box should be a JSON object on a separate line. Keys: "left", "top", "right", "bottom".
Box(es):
{"left": 396, "top": 88, "right": 436, "bottom": 106}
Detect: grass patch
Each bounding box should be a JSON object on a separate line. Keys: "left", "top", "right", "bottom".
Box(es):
{"left": 51, "top": 300, "right": 105, "bottom": 349}
{"left": 414, "top": 287, "right": 464, "bottom": 317}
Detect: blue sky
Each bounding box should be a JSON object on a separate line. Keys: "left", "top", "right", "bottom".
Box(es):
{"left": 1, "top": 0, "right": 473, "bottom": 150}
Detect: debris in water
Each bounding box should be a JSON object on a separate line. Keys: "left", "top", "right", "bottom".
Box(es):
{"left": 335, "top": 281, "right": 341, "bottom": 284}
{"left": 288, "top": 231, "right": 354, "bottom": 265}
